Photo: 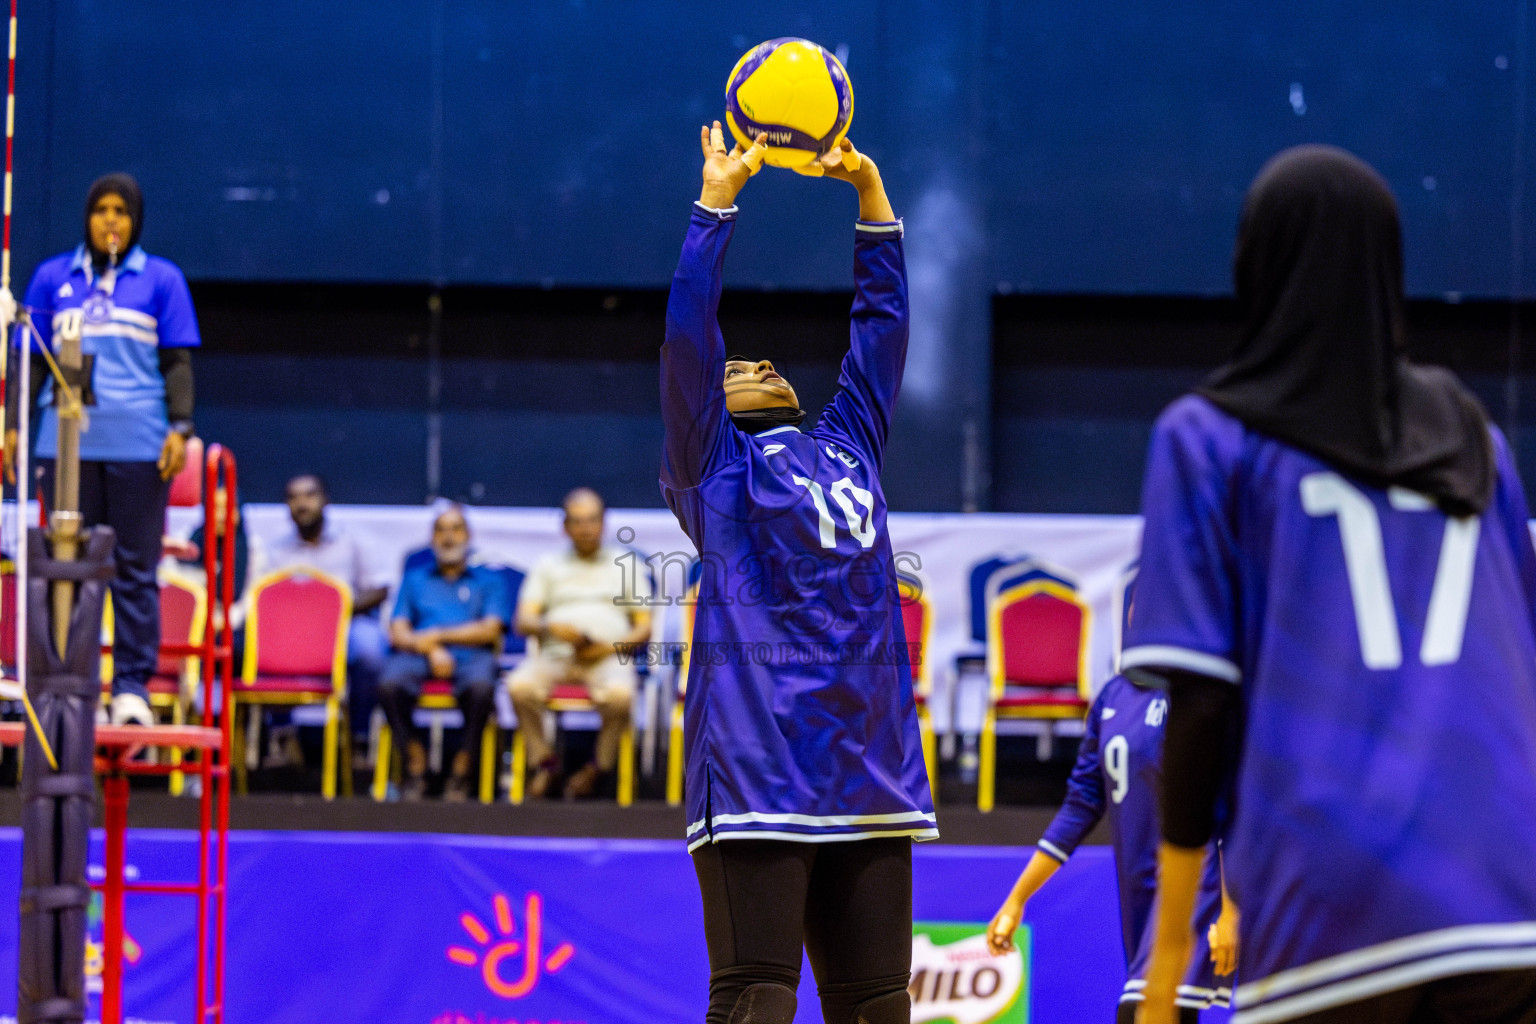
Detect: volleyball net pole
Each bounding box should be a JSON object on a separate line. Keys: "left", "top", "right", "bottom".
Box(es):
{"left": 9, "top": 1, "right": 118, "bottom": 1018}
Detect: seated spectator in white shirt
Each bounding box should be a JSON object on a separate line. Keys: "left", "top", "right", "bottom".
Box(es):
{"left": 508, "top": 488, "right": 651, "bottom": 800}
{"left": 266, "top": 474, "right": 390, "bottom": 744}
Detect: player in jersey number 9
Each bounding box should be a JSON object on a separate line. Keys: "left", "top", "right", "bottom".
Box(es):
{"left": 660, "top": 121, "right": 934, "bottom": 1024}
{"left": 987, "top": 673, "right": 1237, "bottom": 1023}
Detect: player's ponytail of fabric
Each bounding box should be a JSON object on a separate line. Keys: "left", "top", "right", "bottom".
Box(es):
{"left": 84, "top": 172, "right": 145, "bottom": 262}
{"left": 1197, "top": 145, "right": 1494, "bottom": 517}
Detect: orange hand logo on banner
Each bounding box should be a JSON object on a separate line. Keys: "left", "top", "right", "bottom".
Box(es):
{"left": 447, "top": 892, "right": 575, "bottom": 999}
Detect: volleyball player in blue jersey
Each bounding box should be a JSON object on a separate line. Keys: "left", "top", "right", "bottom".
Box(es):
{"left": 661, "top": 122, "right": 936, "bottom": 1024}
{"left": 1127, "top": 147, "right": 1536, "bottom": 1024}
{"left": 986, "top": 673, "right": 1237, "bottom": 1023}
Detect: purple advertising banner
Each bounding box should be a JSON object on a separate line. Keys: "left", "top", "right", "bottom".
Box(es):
{"left": 0, "top": 829, "right": 1229, "bottom": 1024}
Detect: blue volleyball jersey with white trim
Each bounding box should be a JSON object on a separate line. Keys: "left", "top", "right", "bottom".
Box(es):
{"left": 1039, "top": 674, "right": 1230, "bottom": 1010}
{"left": 1123, "top": 394, "right": 1536, "bottom": 1023}
{"left": 660, "top": 204, "right": 936, "bottom": 851}
{"left": 24, "top": 244, "right": 201, "bottom": 462}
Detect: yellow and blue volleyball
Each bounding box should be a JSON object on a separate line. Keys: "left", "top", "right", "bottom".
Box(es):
{"left": 725, "top": 38, "right": 853, "bottom": 168}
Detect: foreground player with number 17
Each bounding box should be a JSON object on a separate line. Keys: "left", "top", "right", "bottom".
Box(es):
{"left": 660, "top": 122, "right": 937, "bottom": 1024}
{"left": 1127, "top": 146, "right": 1536, "bottom": 1024}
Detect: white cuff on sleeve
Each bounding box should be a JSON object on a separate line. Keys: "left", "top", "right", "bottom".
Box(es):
{"left": 855, "top": 218, "right": 903, "bottom": 236}
{"left": 693, "top": 201, "right": 740, "bottom": 220}
{"left": 1120, "top": 645, "right": 1242, "bottom": 684}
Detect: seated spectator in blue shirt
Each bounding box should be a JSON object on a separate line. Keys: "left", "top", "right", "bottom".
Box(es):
{"left": 379, "top": 504, "right": 508, "bottom": 801}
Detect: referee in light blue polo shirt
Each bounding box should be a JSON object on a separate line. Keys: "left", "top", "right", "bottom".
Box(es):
{"left": 4, "top": 173, "right": 199, "bottom": 726}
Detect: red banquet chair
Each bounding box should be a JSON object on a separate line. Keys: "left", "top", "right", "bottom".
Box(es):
{"left": 508, "top": 678, "right": 636, "bottom": 807}
{"left": 370, "top": 681, "right": 499, "bottom": 805}
{"left": 979, "top": 568, "right": 1091, "bottom": 812}
{"left": 99, "top": 573, "right": 207, "bottom": 712}
{"left": 900, "top": 574, "right": 940, "bottom": 803}
{"left": 167, "top": 435, "right": 206, "bottom": 509}
{"left": 237, "top": 568, "right": 352, "bottom": 798}
{"left": 0, "top": 562, "right": 16, "bottom": 670}
{"left": 150, "top": 573, "right": 207, "bottom": 795}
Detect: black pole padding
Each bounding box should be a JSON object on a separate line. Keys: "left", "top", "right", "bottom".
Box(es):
{"left": 18, "top": 526, "right": 115, "bottom": 1024}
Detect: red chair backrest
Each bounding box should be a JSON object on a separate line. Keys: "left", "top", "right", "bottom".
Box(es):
{"left": 167, "top": 436, "right": 206, "bottom": 508}
{"left": 999, "top": 591, "right": 1083, "bottom": 687}
{"left": 156, "top": 580, "right": 202, "bottom": 676}
{"left": 900, "top": 598, "right": 925, "bottom": 669}
{"left": 0, "top": 569, "right": 15, "bottom": 667}
{"left": 898, "top": 576, "right": 929, "bottom": 678}
{"left": 250, "top": 574, "right": 346, "bottom": 677}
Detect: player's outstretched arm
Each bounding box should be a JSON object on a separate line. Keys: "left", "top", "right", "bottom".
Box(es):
{"left": 805, "top": 138, "right": 906, "bottom": 466}
{"left": 1140, "top": 673, "right": 1237, "bottom": 1023}
{"left": 1138, "top": 843, "right": 1205, "bottom": 1024}
{"left": 986, "top": 851, "right": 1061, "bottom": 955}
{"left": 660, "top": 125, "right": 768, "bottom": 490}
{"left": 989, "top": 691, "right": 1109, "bottom": 955}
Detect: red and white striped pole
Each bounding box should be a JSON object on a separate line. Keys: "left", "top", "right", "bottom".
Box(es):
{"left": 1, "top": 0, "right": 16, "bottom": 686}
{"left": 1, "top": 0, "right": 15, "bottom": 550}
{"left": 3, "top": 0, "right": 15, "bottom": 300}
{"left": 2, "top": 0, "right": 16, "bottom": 343}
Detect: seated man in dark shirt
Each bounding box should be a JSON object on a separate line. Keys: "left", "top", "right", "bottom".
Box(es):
{"left": 379, "top": 504, "right": 508, "bottom": 801}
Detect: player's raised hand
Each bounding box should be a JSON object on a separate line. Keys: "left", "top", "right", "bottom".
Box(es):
{"left": 985, "top": 904, "right": 1020, "bottom": 955}
{"left": 796, "top": 138, "right": 895, "bottom": 221}
{"left": 699, "top": 121, "right": 767, "bottom": 209}
{"left": 795, "top": 137, "right": 871, "bottom": 182}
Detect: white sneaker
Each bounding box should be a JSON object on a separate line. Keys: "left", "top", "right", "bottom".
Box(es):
{"left": 109, "top": 692, "right": 154, "bottom": 727}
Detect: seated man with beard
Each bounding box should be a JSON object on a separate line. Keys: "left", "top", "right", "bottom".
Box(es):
{"left": 379, "top": 504, "right": 508, "bottom": 801}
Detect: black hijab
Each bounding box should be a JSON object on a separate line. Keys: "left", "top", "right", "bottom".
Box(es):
{"left": 84, "top": 172, "right": 144, "bottom": 267}
{"left": 1198, "top": 145, "right": 1493, "bottom": 516}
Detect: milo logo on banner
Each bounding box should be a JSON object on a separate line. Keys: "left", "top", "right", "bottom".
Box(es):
{"left": 909, "top": 923, "right": 1029, "bottom": 1024}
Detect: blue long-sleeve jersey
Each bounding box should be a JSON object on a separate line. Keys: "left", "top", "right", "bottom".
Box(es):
{"left": 660, "top": 203, "right": 936, "bottom": 852}
{"left": 1039, "top": 674, "right": 1231, "bottom": 1011}
{"left": 1125, "top": 395, "right": 1536, "bottom": 1023}
{"left": 25, "top": 244, "right": 201, "bottom": 462}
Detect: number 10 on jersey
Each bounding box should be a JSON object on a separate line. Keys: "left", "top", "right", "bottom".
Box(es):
{"left": 794, "top": 475, "right": 877, "bottom": 549}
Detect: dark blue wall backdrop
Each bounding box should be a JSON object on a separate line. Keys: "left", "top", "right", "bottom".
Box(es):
{"left": 7, "top": 2, "right": 1533, "bottom": 509}
{"left": 12, "top": 1, "right": 1531, "bottom": 295}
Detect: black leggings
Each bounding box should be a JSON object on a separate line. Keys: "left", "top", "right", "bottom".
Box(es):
{"left": 1286, "top": 969, "right": 1536, "bottom": 1024}
{"left": 692, "top": 837, "right": 913, "bottom": 1024}
{"left": 1116, "top": 1002, "right": 1199, "bottom": 1024}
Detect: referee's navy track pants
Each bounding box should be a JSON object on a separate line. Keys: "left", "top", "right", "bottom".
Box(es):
{"left": 38, "top": 459, "right": 169, "bottom": 702}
